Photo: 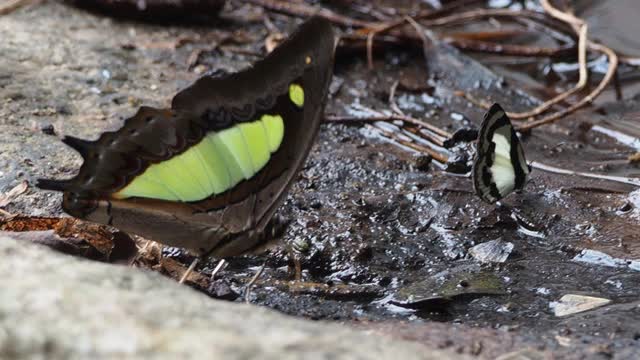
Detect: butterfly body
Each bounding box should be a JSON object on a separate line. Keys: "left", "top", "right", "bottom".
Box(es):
{"left": 472, "top": 104, "right": 531, "bottom": 204}
{"left": 38, "top": 17, "right": 335, "bottom": 257}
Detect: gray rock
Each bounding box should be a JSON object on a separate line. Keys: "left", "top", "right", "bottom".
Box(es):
{"left": 0, "top": 236, "right": 467, "bottom": 360}
{"left": 469, "top": 239, "right": 514, "bottom": 263}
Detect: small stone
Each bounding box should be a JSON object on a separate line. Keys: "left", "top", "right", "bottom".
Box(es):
{"left": 551, "top": 294, "right": 611, "bottom": 317}
{"left": 206, "top": 279, "right": 239, "bottom": 301}
{"left": 617, "top": 201, "right": 633, "bottom": 213}
{"left": 555, "top": 335, "right": 572, "bottom": 347}
{"left": 469, "top": 239, "right": 514, "bottom": 263}
{"left": 41, "top": 124, "right": 56, "bottom": 136}
{"left": 413, "top": 154, "right": 432, "bottom": 172}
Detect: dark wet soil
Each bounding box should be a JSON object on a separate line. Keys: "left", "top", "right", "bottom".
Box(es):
{"left": 2, "top": 1, "right": 640, "bottom": 359}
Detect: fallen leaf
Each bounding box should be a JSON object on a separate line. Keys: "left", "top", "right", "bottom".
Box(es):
{"left": 0, "top": 230, "right": 94, "bottom": 257}
{"left": 0, "top": 216, "right": 138, "bottom": 263}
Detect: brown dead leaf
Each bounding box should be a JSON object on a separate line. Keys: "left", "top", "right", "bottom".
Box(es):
{"left": 0, "top": 216, "right": 138, "bottom": 263}
{"left": 0, "top": 230, "right": 94, "bottom": 257}
{"left": 54, "top": 218, "right": 114, "bottom": 255}
{"left": 0, "top": 215, "right": 59, "bottom": 231}
{"left": 0, "top": 180, "right": 28, "bottom": 207}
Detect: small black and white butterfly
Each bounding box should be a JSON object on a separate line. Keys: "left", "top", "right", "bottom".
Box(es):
{"left": 472, "top": 103, "right": 531, "bottom": 203}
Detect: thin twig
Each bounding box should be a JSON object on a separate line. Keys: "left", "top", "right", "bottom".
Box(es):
{"left": 531, "top": 161, "right": 640, "bottom": 187}
{"left": 443, "top": 38, "right": 574, "bottom": 58}
{"left": 128, "top": 239, "right": 151, "bottom": 266}
{"left": 245, "top": 0, "right": 375, "bottom": 28}
{"left": 403, "top": 126, "right": 446, "bottom": 148}
{"left": 456, "top": 2, "right": 588, "bottom": 120}
{"left": 325, "top": 114, "right": 451, "bottom": 138}
{"left": 386, "top": 79, "right": 447, "bottom": 147}
{"left": 421, "top": 8, "right": 552, "bottom": 27}
{"left": 388, "top": 80, "right": 404, "bottom": 116}
{"left": 517, "top": 42, "right": 618, "bottom": 131}
{"left": 179, "top": 257, "right": 200, "bottom": 284}
{"left": 365, "top": 0, "right": 479, "bottom": 69}
{"left": 368, "top": 124, "right": 450, "bottom": 164}
{"left": 0, "top": 209, "right": 14, "bottom": 218}
{"left": 210, "top": 259, "right": 227, "bottom": 281}
{"left": 447, "top": 1, "right": 617, "bottom": 129}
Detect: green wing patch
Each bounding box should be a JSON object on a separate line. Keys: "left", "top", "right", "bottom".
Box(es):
{"left": 289, "top": 83, "right": 304, "bottom": 108}
{"left": 114, "top": 114, "right": 285, "bottom": 202}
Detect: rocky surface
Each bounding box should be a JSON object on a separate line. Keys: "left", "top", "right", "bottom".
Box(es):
{"left": 0, "top": 235, "right": 466, "bottom": 359}
{"left": 2, "top": 1, "right": 640, "bottom": 359}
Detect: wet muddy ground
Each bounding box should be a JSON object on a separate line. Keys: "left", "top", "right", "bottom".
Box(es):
{"left": 1, "top": 1, "right": 640, "bottom": 358}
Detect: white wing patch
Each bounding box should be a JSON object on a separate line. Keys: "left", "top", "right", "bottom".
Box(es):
{"left": 490, "top": 133, "right": 516, "bottom": 197}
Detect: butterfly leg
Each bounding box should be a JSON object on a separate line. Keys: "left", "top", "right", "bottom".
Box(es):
{"left": 286, "top": 237, "right": 311, "bottom": 281}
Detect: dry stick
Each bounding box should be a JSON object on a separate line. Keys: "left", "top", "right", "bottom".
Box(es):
{"left": 245, "top": 0, "right": 374, "bottom": 28}
{"left": 368, "top": 124, "right": 450, "bottom": 164}
{"left": 365, "top": 0, "right": 480, "bottom": 70}
{"left": 210, "top": 259, "right": 227, "bottom": 281}
{"left": 435, "top": 3, "right": 616, "bottom": 128}
{"left": 387, "top": 79, "right": 447, "bottom": 147}
{"left": 621, "top": 56, "right": 640, "bottom": 66}
{"left": 421, "top": 8, "right": 549, "bottom": 27}
{"left": 517, "top": 42, "right": 618, "bottom": 131}
{"left": 443, "top": 38, "right": 574, "bottom": 58}
{"left": 0, "top": 208, "right": 13, "bottom": 218}
{"left": 128, "top": 239, "right": 152, "bottom": 266}
{"left": 325, "top": 114, "right": 451, "bottom": 138}
{"left": 513, "top": 17, "right": 576, "bottom": 45}
{"left": 388, "top": 80, "right": 405, "bottom": 116}
{"left": 462, "top": 23, "right": 586, "bottom": 120}
{"left": 530, "top": 161, "right": 640, "bottom": 187}
{"left": 179, "top": 257, "right": 200, "bottom": 284}
{"left": 403, "top": 126, "right": 446, "bottom": 148}
{"left": 420, "top": 4, "right": 588, "bottom": 120}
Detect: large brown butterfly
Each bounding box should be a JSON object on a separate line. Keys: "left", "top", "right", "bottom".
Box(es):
{"left": 38, "top": 17, "right": 335, "bottom": 258}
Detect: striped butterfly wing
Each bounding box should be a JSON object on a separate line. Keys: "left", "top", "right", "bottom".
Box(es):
{"left": 37, "top": 17, "right": 335, "bottom": 257}
{"left": 472, "top": 103, "right": 531, "bottom": 203}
